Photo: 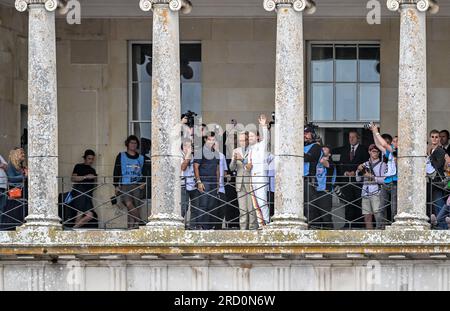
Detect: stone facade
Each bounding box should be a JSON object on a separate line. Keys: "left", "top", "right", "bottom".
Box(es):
{"left": 1, "top": 13, "right": 450, "bottom": 174}
{"left": 1, "top": 259, "right": 450, "bottom": 291}
{"left": 1, "top": 0, "right": 450, "bottom": 291}
{"left": 0, "top": 5, "right": 27, "bottom": 158}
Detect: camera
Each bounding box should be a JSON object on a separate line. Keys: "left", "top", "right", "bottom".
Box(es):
{"left": 182, "top": 110, "right": 198, "bottom": 128}
{"left": 269, "top": 111, "right": 275, "bottom": 129}
{"left": 363, "top": 123, "right": 373, "bottom": 130}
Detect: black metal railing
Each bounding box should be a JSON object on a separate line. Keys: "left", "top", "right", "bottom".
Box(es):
{"left": 0, "top": 179, "right": 27, "bottom": 231}
{"left": 0, "top": 175, "right": 448, "bottom": 231}
{"left": 58, "top": 176, "right": 151, "bottom": 230}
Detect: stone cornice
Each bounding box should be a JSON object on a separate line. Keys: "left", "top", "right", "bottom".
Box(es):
{"left": 263, "top": 0, "right": 316, "bottom": 14}
{"left": 1, "top": 228, "right": 450, "bottom": 259}
{"left": 139, "top": 0, "right": 192, "bottom": 14}
{"left": 387, "top": 0, "right": 439, "bottom": 14}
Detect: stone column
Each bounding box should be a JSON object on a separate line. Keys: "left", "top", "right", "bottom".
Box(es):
{"left": 139, "top": 0, "right": 191, "bottom": 228}
{"left": 264, "top": 0, "right": 315, "bottom": 229}
{"left": 15, "top": 0, "right": 61, "bottom": 229}
{"left": 387, "top": 0, "right": 439, "bottom": 229}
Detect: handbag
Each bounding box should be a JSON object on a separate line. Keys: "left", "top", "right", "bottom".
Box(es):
{"left": 7, "top": 187, "right": 22, "bottom": 200}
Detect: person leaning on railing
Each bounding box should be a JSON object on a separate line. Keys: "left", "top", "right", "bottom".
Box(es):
{"left": 70, "top": 149, "right": 98, "bottom": 229}
{"left": 0, "top": 148, "right": 28, "bottom": 230}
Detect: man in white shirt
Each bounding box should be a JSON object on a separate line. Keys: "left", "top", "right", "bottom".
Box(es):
{"left": 246, "top": 114, "right": 270, "bottom": 227}
{"left": 0, "top": 154, "right": 8, "bottom": 215}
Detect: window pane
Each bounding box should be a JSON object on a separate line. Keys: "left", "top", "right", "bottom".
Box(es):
{"left": 359, "top": 46, "right": 380, "bottom": 82}
{"left": 312, "top": 83, "right": 333, "bottom": 121}
{"left": 336, "top": 46, "right": 357, "bottom": 82}
{"left": 359, "top": 84, "right": 380, "bottom": 121}
{"left": 131, "top": 43, "right": 202, "bottom": 124}
{"left": 131, "top": 122, "right": 152, "bottom": 157}
{"left": 336, "top": 83, "right": 357, "bottom": 121}
{"left": 132, "top": 44, "right": 152, "bottom": 82}
{"left": 181, "top": 82, "right": 202, "bottom": 114}
{"left": 132, "top": 82, "right": 151, "bottom": 121}
{"left": 311, "top": 46, "right": 333, "bottom": 82}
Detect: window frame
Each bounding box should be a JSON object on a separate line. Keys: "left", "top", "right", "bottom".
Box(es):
{"left": 127, "top": 40, "right": 202, "bottom": 136}
{"left": 307, "top": 41, "right": 381, "bottom": 128}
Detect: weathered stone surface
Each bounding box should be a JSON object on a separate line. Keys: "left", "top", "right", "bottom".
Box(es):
{"left": 143, "top": 2, "right": 184, "bottom": 227}
{"left": 23, "top": 3, "right": 61, "bottom": 228}
{"left": 2, "top": 257, "right": 450, "bottom": 291}
{"left": 265, "top": 2, "right": 313, "bottom": 228}
{"left": 390, "top": 4, "right": 429, "bottom": 229}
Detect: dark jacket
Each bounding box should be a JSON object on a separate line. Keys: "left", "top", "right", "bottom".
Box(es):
{"left": 430, "top": 146, "right": 446, "bottom": 178}
{"left": 334, "top": 144, "right": 369, "bottom": 177}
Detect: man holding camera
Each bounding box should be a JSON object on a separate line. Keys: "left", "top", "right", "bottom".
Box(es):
{"left": 356, "top": 144, "right": 386, "bottom": 229}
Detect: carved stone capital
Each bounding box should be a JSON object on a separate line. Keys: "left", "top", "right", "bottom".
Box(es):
{"left": 139, "top": 0, "right": 192, "bottom": 14}
{"left": 263, "top": 0, "right": 316, "bottom": 14}
{"left": 15, "top": 0, "right": 62, "bottom": 12}
{"left": 386, "top": 0, "right": 439, "bottom": 14}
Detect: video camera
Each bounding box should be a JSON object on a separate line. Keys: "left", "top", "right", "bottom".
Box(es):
{"left": 182, "top": 110, "right": 198, "bottom": 128}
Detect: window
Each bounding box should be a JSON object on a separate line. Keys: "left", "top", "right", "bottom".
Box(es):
{"left": 129, "top": 42, "right": 202, "bottom": 156}
{"left": 308, "top": 43, "right": 380, "bottom": 125}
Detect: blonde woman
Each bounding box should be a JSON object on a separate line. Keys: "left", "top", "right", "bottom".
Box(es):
{"left": 0, "top": 148, "right": 28, "bottom": 230}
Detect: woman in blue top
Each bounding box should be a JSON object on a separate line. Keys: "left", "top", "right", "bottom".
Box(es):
{"left": 1, "top": 148, "right": 28, "bottom": 230}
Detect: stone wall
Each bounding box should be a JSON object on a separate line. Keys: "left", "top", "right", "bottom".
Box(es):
{"left": 1, "top": 10, "right": 450, "bottom": 222}
{"left": 53, "top": 16, "right": 450, "bottom": 177}
{"left": 1, "top": 259, "right": 449, "bottom": 291}
{"left": 0, "top": 5, "right": 27, "bottom": 158}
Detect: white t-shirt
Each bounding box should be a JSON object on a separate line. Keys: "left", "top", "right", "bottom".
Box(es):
{"left": 0, "top": 155, "right": 7, "bottom": 189}
{"left": 218, "top": 152, "right": 228, "bottom": 194}
{"left": 181, "top": 152, "right": 196, "bottom": 191}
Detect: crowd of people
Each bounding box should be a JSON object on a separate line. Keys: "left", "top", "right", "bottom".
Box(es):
{"left": 0, "top": 117, "right": 449, "bottom": 231}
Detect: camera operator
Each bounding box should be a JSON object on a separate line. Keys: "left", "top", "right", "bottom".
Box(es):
{"left": 303, "top": 125, "right": 323, "bottom": 226}
{"left": 355, "top": 144, "right": 386, "bottom": 229}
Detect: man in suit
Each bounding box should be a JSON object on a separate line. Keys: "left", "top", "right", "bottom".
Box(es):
{"left": 334, "top": 130, "right": 369, "bottom": 228}
{"left": 229, "top": 132, "right": 257, "bottom": 230}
